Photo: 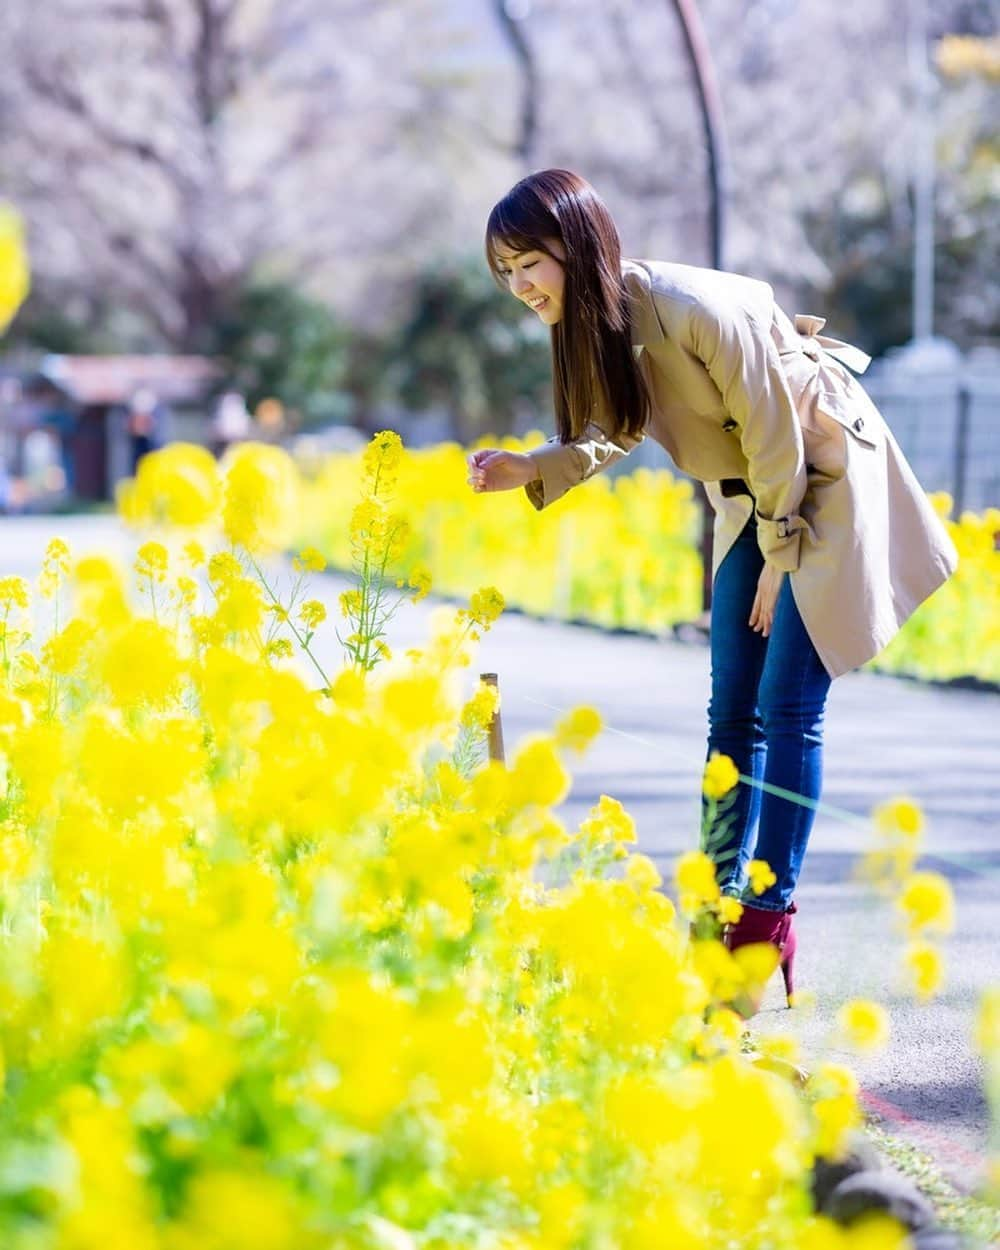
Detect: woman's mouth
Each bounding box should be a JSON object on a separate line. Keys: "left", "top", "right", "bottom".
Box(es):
{"left": 527, "top": 296, "right": 549, "bottom": 311}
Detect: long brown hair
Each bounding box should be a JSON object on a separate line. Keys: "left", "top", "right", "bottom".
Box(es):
{"left": 485, "top": 169, "right": 649, "bottom": 444}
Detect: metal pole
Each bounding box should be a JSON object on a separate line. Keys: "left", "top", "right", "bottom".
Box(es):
{"left": 667, "top": 0, "right": 730, "bottom": 270}
{"left": 908, "top": 0, "right": 935, "bottom": 341}
{"left": 952, "top": 385, "right": 970, "bottom": 516}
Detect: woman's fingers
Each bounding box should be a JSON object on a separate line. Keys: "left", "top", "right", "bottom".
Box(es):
{"left": 467, "top": 449, "right": 509, "bottom": 491}
{"left": 749, "top": 587, "right": 774, "bottom": 636}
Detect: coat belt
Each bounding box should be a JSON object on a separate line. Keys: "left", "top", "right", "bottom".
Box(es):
{"left": 783, "top": 314, "right": 872, "bottom": 376}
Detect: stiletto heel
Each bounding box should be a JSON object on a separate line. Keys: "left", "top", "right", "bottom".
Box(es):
{"left": 723, "top": 901, "right": 799, "bottom": 1016}
{"left": 780, "top": 942, "right": 796, "bottom": 1006}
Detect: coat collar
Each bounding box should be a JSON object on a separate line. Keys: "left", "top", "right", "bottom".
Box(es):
{"left": 621, "top": 258, "right": 667, "bottom": 350}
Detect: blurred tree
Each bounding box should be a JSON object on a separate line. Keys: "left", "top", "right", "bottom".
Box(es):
{"left": 211, "top": 282, "right": 351, "bottom": 428}
{"left": 0, "top": 0, "right": 485, "bottom": 351}
{"left": 1, "top": 0, "right": 994, "bottom": 393}
{"left": 385, "top": 256, "right": 553, "bottom": 443}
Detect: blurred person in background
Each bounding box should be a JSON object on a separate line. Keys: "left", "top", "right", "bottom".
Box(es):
{"left": 467, "top": 169, "right": 957, "bottom": 1010}
{"left": 211, "top": 389, "right": 252, "bottom": 457}
{"left": 125, "top": 387, "right": 165, "bottom": 472}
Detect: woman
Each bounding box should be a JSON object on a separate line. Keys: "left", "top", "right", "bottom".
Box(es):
{"left": 466, "top": 169, "right": 957, "bottom": 1006}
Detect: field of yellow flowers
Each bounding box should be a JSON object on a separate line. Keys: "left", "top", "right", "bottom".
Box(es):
{"left": 1, "top": 420, "right": 988, "bottom": 1249}
{"left": 298, "top": 439, "right": 999, "bottom": 685}
{"left": 299, "top": 437, "right": 704, "bottom": 635}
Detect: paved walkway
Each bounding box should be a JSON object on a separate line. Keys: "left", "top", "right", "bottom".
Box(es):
{"left": 3, "top": 515, "right": 998, "bottom": 1190}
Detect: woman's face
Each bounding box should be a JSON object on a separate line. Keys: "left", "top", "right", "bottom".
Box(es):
{"left": 493, "top": 237, "right": 566, "bottom": 325}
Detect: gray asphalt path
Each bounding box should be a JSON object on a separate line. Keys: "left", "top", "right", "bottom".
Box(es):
{"left": 3, "top": 515, "right": 998, "bottom": 1192}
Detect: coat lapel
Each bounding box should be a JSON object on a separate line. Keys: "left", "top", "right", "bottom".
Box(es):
{"left": 622, "top": 259, "right": 667, "bottom": 350}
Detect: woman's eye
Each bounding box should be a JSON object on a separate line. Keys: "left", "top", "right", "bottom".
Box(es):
{"left": 523, "top": 261, "right": 537, "bottom": 269}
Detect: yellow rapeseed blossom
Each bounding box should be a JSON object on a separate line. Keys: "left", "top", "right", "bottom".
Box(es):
{"left": 135, "top": 539, "right": 168, "bottom": 582}
{"left": 553, "top": 704, "right": 603, "bottom": 753}
{"left": 119, "top": 441, "right": 221, "bottom": 528}
{"left": 298, "top": 599, "right": 327, "bottom": 631}
{"left": 577, "top": 793, "right": 636, "bottom": 849}
{"left": 975, "top": 986, "right": 1000, "bottom": 1055}
{"left": 747, "top": 858, "right": 777, "bottom": 896}
{"left": 809, "top": 1062, "right": 862, "bottom": 1160}
{"left": 903, "top": 941, "right": 944, "bottom": 1000}
{"left": 0, "top": 202, "right": 30, "bottom": 331}
{"left": 460, "top": 680, "right": 499, "bottom": 732}
{"left": 397, "top": 562, "right": 430, "bottom": 600}
{"left": 508, "top": 737, "right": 571, "bottom": 809}
{"left": 836, "top": 999, "right": 890, "bottom": 1052}
{"left": 0, "top": 575, "right": 30, "bottom": 611}
{"left": 293, "top": 546, "right": 327, "bottom": 574}
{"left": 873, "top": 795, "right": 924, "bottom": 839}
{"left": 221, "top": 442, "right": 298, "bottom": 552}
{"left": 0, "top": 424, "right": 955, "bottom": 1249}
{"left": 702, "top": 751, "right": 740, "bottom": 799}
{"left": 674, "top": 849, "right": 720, "bottom": 913}
{"left": 897, "top": 870, "right": 955, "bottom": 935}
{"left": 38, "top": 537, "right": 71, "bottom": 599}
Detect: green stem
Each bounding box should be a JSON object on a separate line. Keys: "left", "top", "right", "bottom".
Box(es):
{"left": 246, "top": 553, "right": 332, "bottom": 689}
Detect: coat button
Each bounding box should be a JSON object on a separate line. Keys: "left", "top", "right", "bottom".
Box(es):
{"left": 853, "top": 417, "right": 865, "bottom": 431}
{"left": 722, "top": 418, "right": 738, "bottom": 432}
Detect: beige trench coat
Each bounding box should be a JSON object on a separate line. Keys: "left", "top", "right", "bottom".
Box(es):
{"left": 524, "top": 258, "right": 958, "bottom": 678}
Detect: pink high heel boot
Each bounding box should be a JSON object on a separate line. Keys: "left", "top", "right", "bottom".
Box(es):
{"left": 723, "top": 901, "right": 798, "bottom": 1014}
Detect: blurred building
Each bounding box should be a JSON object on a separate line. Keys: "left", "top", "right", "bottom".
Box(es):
{"left": 0, "top": 354, "right": 220, "bottom": 508}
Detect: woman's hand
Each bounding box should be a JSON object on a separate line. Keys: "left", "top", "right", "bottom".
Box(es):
{"left": 749, "top": 563, "right": 785, "bottom": 637}
{"left": 467, "top": 449, "right": 540, "bottom": 493}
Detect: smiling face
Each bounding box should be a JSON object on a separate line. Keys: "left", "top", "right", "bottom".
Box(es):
{"left": 492, "top": 238, "right": 567, "bottom": 325}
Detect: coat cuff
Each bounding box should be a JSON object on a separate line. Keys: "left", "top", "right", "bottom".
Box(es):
{"left": 755, "top": 513, "right": 811, "bottom": 572}
{"left": 523, "top": 440, "right": 580, "bottom": 511}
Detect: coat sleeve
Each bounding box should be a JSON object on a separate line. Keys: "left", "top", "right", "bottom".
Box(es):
{"left": 524, "top": 421, "right": 644, "bottom": 511}
{"left": 685, "top": 293, "right": 809, "bottom": 571}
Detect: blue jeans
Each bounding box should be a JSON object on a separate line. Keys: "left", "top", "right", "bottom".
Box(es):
{"left": 702, "top": 516, "right": 832, "bottom": 912}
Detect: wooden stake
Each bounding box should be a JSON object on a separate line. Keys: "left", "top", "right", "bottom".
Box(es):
{"left": 480, "top": 672, "right": 505, "bottom": 765}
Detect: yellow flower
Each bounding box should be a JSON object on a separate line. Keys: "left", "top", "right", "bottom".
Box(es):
{"left": 716, "top": 894, "right": 744, "bottom": 925}
{"left": 461, "top": 585, "right": 505, "bottom": 634}
{"left": 0, "top": 575, "right": 30, "bottom": 610}
{"left": 836, "top": 999, "right": 890, "bottom": 1052}
{"left": 404, "top": 562, "right": 432, "bottom": 601}
{"left": 135, "top": 540, "right": 168, "bottom": 582}
{"left": 298, "top": 599, "right": 327, "bottom": 631}
{"left": 873, "top": 796, "right": 924, "bottom": 839}
{"left": 577, "top": 793, "right": 636, "bottom": 847}
{"left": 974, "top": 986, "right": 1000, "bottom": 1055}
{"left": 903, "top": 941, "right": 944, "bottom": 1000}
{"left": 361, "top": 429, "right": 404, "bottom": 483}
{"left": 674, "top": 850, "right": 720, "bottom": 912}
{"left": 183, "top": 539, "right": 206, "bottom": 567}
{"left": 809, "top": 1062, "right": 861, "bottom": 1160}
{"left": 703, "top": 751, "right": 739, "bottom": 799}
{"left": 747, "top": 858, "right": 777, "bottom": 896}
{"left": 118, "top": 441, "right": 221, "bottom": 528}
{"left": 38, "top": 537, "right": 71, "bottom": 599}
{"left": 221, "top": 442, "right": 298, "bottom": 552}
{"left": 508, "top": 737, "right": 570, "bottom": 808}
{"left": 553, "top": 705, "right": 603, "bottom": 753}
{"left": 293, "top": 546, "right": 327, "bottom": 574}
{"left": 897, "top": 871, "right": 955, "bottom": 935}
{"left": 625, "top": 853, "right": 662, "bottom": 894}
{"left": 99, "top": 619, "right": 185, "bottom": 707}
{"left": 0, "top": 202, "right": 30, "bottom": 332}
{"left": 460, "top": 680, "right": 499, "bottom": 731}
